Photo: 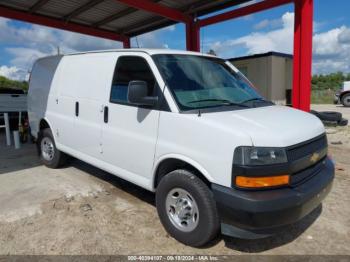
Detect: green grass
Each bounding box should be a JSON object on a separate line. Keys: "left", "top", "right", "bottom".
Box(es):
{"left": 311, "top": 89, "right": 335, "bottom": 104}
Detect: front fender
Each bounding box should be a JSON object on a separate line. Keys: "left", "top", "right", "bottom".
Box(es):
{"left": 152, "top": 153, "right": 214, "bottom": 190}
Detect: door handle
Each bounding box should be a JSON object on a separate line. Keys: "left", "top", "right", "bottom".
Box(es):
{"left": 75, "top": 102, "right": 79, "bottom": 117}
{"left": 104, "top": 106, "right": 109, "bottom": 123}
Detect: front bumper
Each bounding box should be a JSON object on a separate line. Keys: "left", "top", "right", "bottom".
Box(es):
{"left": 211, "top": 157, "right": 334, "bottom": 239}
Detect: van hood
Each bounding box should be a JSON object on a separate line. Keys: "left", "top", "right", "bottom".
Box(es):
{"left": 202, "top": 105, "right": 325, "bottom": 147}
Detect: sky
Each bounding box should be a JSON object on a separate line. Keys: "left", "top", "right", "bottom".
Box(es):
{"left": 1, "top": 0, "right": 350, "bottom": 81}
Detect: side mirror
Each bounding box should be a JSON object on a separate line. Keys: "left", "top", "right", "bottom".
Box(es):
{"left": 127, "top": 80, "right": 158, "bottom": 106}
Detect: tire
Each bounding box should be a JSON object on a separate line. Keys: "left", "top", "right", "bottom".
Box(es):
{"left": 341, "top": 93, "right": 350, "bottom": 107}
{"left": 38, "top": 128, "right": 67, "bottom": 168}
{"left": 310, "top": 110, "right": 321, "bottom": 118}
{"left": 316, "top": 111, "right": 342, "bottom": 122}
{"left": 338, "top": 118, "right": 348, "bottom": 126}
{"left": 156, "top": 169, "right": 220, "bottom": 247}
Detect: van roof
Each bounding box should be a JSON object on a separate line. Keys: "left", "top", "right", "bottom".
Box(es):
{"left": 65, "top": 48, "right": 217, "bottom": 58}
{"left": 32, "top": 49, "right": 220, "bottom": 67}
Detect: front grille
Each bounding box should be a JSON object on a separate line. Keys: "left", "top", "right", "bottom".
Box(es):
{"left": 287, "top": 134, "right": 328, "bottom": 162}
{"left": 290, "top": 158, "right": 325, "bottom": 186}
{"left": 288, "top": 134, "right": 328, "bottom": 186}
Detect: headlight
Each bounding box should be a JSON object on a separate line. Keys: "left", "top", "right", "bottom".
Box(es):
{"left": 233, "top": 146, "right": 287, "bottom": 166}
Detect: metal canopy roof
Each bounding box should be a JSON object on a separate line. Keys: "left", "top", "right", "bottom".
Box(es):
{"left": 0, "top": 0, "right": 251, "bottom": 38}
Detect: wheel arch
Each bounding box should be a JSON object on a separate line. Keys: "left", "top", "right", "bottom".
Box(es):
{"left": 340, "top": 91, "right": 350, "bottom": 100}
{"left": 39, "top": 118, "right": 51, "bottom": 131}
{"left": 37, "top": 117, "right": 57, "bottom": 141}
{"left": 152, "top": 155, "right": 214, "bottom": 190}
{"left": 35, "top": 118, "right": 53, "bottom": 150}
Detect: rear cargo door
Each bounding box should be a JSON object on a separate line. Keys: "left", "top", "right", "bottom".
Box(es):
{"left": 56, "top": 54, "right": 116, "bottom": 159}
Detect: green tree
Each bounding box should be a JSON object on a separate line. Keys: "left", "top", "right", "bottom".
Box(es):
{"left": 311, "top": 72, "right": 348, "bottom": 91}
{"left": 0, "top": 76, "right": 28, "bottom": 92}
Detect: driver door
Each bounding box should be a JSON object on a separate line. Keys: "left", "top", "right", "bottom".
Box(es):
{"left": 101, "top": 54, "right": 162, "bottom": 187}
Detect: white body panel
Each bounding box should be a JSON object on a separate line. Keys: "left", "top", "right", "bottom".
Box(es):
{"left": 153, "top": 106, "right": 324, "bottom": 187}
{"left": 28, "top": 49, "right": 325, "bottom": 191}
{"left": 28, "top": 55, "right": 63, "bottom": 136}
{"left": 343, "top": 81, "right": 350, "bottom": 92}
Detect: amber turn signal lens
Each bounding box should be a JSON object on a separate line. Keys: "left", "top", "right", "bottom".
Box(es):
{"left": 235, "top": 175, "right": 290, "bottom": 188}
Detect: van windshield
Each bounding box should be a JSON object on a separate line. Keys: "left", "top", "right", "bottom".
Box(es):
{"left": 152, "top": 54, "right": 272, "bottom": 111}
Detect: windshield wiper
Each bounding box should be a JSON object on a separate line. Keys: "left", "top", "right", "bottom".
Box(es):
{"left": 241, "top": 97, "right": 267, "bottom": 103}
{"left": 187, "top": 99, "right": 249, "bottom": 108}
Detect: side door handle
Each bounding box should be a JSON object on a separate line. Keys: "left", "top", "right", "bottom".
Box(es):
{"left": 75, "top": 102, "right": 79, "bottom": 117}
{"left": 104, "top": 106, "right": 108, "bottom": 123}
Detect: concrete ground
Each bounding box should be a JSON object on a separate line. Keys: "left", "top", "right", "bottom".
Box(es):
{"left": 0, "top": 104, "right": 349, "bottom": 255}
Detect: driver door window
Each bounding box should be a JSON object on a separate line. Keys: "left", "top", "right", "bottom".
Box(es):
{"left": 110, "top": 56, "right": 156, "bottom": 105}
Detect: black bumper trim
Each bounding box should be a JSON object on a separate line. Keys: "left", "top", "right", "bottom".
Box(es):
{"left": 212, "top": 157, "right": 334, "bottom": 232}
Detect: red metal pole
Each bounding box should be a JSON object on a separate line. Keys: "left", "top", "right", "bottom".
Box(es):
{"left": 292, "top": 0, "right": 313, "bottom": 111}
{"left": 123, "top": 37, "right": 131, "bottom": 48}
{"left": 186, "top": 21, "right": 200, "bottom": 52}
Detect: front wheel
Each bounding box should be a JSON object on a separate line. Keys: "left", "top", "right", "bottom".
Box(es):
{"left": 38, "top": 128, "right": 67, "bottom": 168}
{"left": 156, "top": 170, "right": 220, "bottom": 247}
{"left": 342, "top": 93, "right": 350, "bottom": 107}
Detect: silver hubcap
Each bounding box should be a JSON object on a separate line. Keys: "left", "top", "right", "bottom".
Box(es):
{"left": 165, "top": 188, "right": 199, "bottom": 232}
{"left": 41, "top": 137, "right": 54, "bottom": 161}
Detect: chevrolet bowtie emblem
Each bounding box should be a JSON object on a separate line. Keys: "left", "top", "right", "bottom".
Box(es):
{"left": 310, "top": 152, "right": 320, "bottom": 163}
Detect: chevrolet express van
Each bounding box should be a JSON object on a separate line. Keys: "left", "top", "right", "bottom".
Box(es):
{"left": 28, "top": 49, "right": 334, "bottom": 247}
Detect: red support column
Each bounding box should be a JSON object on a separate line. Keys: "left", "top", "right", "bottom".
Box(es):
{"left": 123, "top": 37, "right": 131, "bottom": 48}
{"left": 292, "top": 0, "right": 313, "bottom": 111}
{"left": 186, "top": 21, "right": 200, "bottom": 52}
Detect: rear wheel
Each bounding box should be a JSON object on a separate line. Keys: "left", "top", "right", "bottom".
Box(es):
{"left": 342, "top": 93, "right": 350, "bottom": 107}
{"left": 156, "top": 169, "right": 219, "bottom": 247}
{"left": 38, "top": 128, "right": 67, "bottom": 168}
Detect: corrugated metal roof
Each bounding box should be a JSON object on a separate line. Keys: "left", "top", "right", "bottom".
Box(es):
{"left": 73, "top": 0, "right": 127, "bottom": 24}
{"left": 39, "top": 0, "right": 84, "bottom": 16}
{"left": 0, "top": 0, "right": 252, "bottom": 37}
{"left": 0, "top": 0, "right": 37, "bottom": 10}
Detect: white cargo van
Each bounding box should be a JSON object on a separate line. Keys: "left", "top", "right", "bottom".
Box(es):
{"left": 28, "top": 49, "right": 334, "bottom": 246}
